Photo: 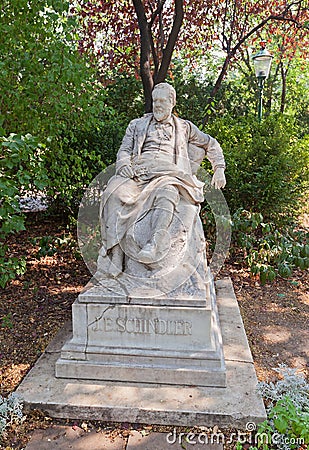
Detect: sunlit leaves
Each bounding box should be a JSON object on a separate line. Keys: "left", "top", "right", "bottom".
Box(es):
{"left": 0, "top": 0, "right": 107, "bottom": 137}
{"left": 74, "top": 0, "right": 309, "bottom": 87}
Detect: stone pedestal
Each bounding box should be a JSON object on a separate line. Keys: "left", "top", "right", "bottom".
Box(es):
{"left": 16, "top": 279, "right": 266, "bottom": 427}
{"left": 56, "top": 274, "right": 226, "bottom": 387}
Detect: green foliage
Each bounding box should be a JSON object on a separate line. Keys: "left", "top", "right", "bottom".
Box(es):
{"left": 30, "top": 234, "right": 77, "bottom": 259}
{"left": 202, "top": 206, "right": 308, "bottom": 284}
{"left": 0, "top": 1, "right": 127, "bottom": 214}
{"left": 255, "top": 366, "right": 309, "bottom": 450}
{"left": 207, "top": 114, "right": 309, "bottom": 221}
{"left": 0, "top": 250, "right": 27, "bottom": 289}
{"left": 170, "top": 59, "right": 216, "bottom": 124}
{"left": 0, "top": 133, "right": 48, "bottom": 287}
{"left": 269, "top": 396, "right": 309, "bottom": 442}
{"left": 0, "top": 3, "right": 135, "bottom": 291}
{"left": 101, "top": 74, "right": 144, "bottom": 122}
{"left": 45, "top": 115, "right": 126, "bottom": 213}
{"left": 232, "top": 210, "right": 309, "bottom": 284}
{"left": 0, "top": 393, "right": 24, "bottom": 441}
{"left": 251, "top": 401, "right": 309, "bottom": 450}
{"left": 167, "top": 57, "right": 259, "bottom": 124}
{"left": 170, "top": 54, "right": 309, "bottom": 133}
{"left": 30, "top": 235, "right": 59, "bottom": 258}
{"left": 0, "top": 0, "right": 106, "bottom": 138}
{"left": 1, "top": 313, "right": 13, "bottom": 330}
{"left": 283, "top": 60, "right": 309, "bottom": 136}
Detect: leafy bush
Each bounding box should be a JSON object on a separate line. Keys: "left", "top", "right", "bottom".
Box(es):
{"left": 0, "top": 1, "right": 106, "bottom": 139}
{"left": 30, "top": 234, "right": 78, "bottom": 259}
{"left": 254, "top": 366, "right": 309, "bottom": 450}
{"left": 201, "top": 206, "right": 308, "bottom": 284}
{"left": 45, "top": 116, "right": 126, "bottom": 214}
{"left": 232, "top": 210, "right": 309, "bottom": 283}
{"left": 0, "top": 0, "right": 119, "bottom": 217}
{"left": 207, "top": 114, "right": 309, "bottom": 222}
{"left": 0, "top": 393, "right": 24, "bottom": 441}
{"left": 0, "top": 133, "right": 48, "bottom": 287}
{"left": 100, "top": 74, "right": 144, "bottom": 123}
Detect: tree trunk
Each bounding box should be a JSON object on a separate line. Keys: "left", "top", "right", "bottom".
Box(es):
{"left": 141, "top": 61, "right": 154, "bottom": 113}
{"left": 133, "top": 0, "right": 154, "bottom": 112}
{"left": 133, "top": 0, "right": 184, "bottom": 111}
{"left": 155, "top": 0, "right": 184, "bottom": 84}
{"left": 280, "top": 62, "right": 287, "bottom": 114}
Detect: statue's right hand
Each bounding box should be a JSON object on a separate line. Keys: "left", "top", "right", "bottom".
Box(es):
{"left": 118, "top": 165, "right": 134, "bottom": 178}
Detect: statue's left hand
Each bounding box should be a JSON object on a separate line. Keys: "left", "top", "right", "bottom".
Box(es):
{"left": 211, "top": 168, "right": 226, "bottom": 189}
{"left": 118, "top": 164, "right": 134, "bottom": 178}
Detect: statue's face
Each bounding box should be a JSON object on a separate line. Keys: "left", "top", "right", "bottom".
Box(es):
{"left": 152, "top": 90, "right": 174, "bottom": 122}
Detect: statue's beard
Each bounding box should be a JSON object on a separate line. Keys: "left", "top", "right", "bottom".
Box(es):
{"left": 153, "top": 109, "right": 171, "bottom": 122}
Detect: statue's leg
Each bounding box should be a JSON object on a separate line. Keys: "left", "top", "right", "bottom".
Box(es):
{"left": 138, "top": 186, "right": 179, "bottom": 262}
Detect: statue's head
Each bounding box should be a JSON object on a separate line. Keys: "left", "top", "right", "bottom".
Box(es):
{"left": 152, "top": 83, "right": 176, "bottom": 122}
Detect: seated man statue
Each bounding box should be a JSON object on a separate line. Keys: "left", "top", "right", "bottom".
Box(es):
{"left": 96, "top": 82, "right": 226, "bottom": 296}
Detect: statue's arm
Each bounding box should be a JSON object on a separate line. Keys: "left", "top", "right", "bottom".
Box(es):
{"left": 187, "top": 121, "right": 225, "bottom": 170}
{"left": 115, "top": 120, "right": 136, "bottom": 177}
{"left": 187, "top": 121, "right": 226, "bottom": 189}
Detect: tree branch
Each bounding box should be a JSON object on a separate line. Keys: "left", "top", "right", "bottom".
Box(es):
{"left": 113, "top": 47, "right": 137, "bottom": 71}
{"left": 149, "top": 31, "right": 159, "bottom": 75}
{"left": 221, "top": 0, "right": 229, "bottom": 51}
{"left": 149, "top": 0, "right": 167, "bottom": 28}
{"left": 227, "top": 0, "right": 238, "bottom": 53}
{"left": 231, "top": 12, "right": 302, "bottom": 57}
{"left": 201, "top": 4, "right": 305, "bottom": 126}
{"left": 159, "top": 4, "right": 165, "bottom": 51}
{"left": 155, "top": 0, "right": 184, "bottom": 83}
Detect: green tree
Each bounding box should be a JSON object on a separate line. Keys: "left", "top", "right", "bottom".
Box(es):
{"left": 0, "top": 0, "right": 126, "bottom": 211}
{"left": 0, "top": 0, "right": 106, "bottom": 138}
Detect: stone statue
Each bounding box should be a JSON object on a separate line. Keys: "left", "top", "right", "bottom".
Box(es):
{"left": 95, "top": 82, "right": 226, "bottom": 298}
{"left": 56, "top": 83, "right": 228, "bottom": 386}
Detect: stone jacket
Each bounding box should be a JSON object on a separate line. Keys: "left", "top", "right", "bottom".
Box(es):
{"left": 116, "top": 113, "right": 225, "bottom": 176}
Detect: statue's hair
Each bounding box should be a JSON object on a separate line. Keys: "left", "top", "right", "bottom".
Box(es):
{"left": 152, "top": 83, "right": 176, "bottom": 106}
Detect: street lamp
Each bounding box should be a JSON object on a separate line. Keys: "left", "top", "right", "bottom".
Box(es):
{"left": 252, "top": 43, "right": 273, "bottom": 122}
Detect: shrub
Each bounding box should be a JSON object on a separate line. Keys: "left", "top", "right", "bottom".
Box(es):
{"left": 201, "top": 206, "right": 308, "bottom": 283}
{"left": 0, "top": 133, "right": 48, "bottom": 287}
{"left": 207, "top": 114, "right": 309, "bottom": 222}
{"left": 45, "top": 117, "right": 126, "bottom": 215}
{"left": 232, "top": 210, "right": 309, "bottom": 283}
{"left": 255, "top": 366, "right": 309, "bottom": 450}
{"left": 0, "top": 393, "right": 24, "bottom": 441}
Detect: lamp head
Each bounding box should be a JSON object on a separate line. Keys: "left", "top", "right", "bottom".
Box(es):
{"left": 252, "top": 46, "right": 273, "bottom": 79}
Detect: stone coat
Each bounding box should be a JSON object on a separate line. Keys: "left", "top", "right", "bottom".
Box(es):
{"left": 116, "top": 113, "right": 225, "bottom": 176}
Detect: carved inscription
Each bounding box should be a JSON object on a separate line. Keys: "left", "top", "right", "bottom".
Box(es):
{"left": 92, "top": 317, "right": 192, "bottom": 336}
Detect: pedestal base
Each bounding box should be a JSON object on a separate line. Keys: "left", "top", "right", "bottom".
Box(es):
{"left": 56, "top": 277, "right": 226, "bottom": 387}
{"left": 16, "top": 279, "right": 266, "bottom": 427}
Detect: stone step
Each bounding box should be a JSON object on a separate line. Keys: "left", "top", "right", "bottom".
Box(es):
{"left": 25, "top": 426, "right": 224, "bottom": 450}
{"left": 24, "top": 425, "right": 125, "bottom": 450}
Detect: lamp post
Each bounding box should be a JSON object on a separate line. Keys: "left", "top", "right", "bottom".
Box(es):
{"left": 252, "top": 44, "right": 273, "bottom": 122}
